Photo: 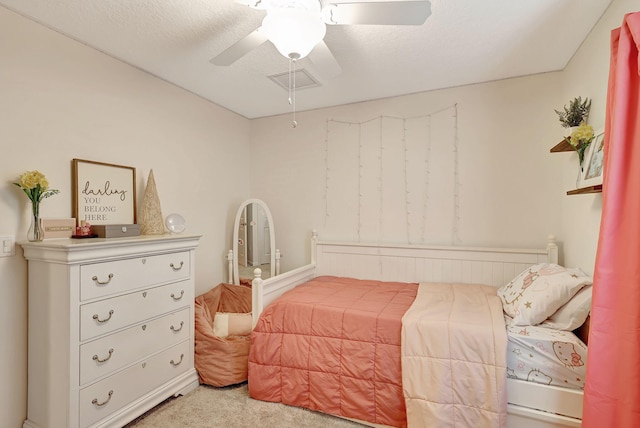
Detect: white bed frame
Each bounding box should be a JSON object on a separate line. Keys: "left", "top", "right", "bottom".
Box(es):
{"left": 248, "top": 232, "right": 583, "bottom": 428}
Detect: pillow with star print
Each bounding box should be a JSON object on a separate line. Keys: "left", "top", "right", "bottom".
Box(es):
{"left": 542, "top": 284, "right": 593, "bottom": 331}
{"left": 497, "top": 263, "right": 592, "bottom": 326}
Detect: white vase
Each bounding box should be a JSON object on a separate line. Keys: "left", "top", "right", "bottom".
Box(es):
{"left": 566, "top": 126, "right": 579, "bottom": 138}
{"left": 576, "top": 150, "right": 589, "bottom": 188}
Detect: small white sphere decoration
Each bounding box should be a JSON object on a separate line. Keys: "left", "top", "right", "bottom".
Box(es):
{"left": 165, "top": 213, "right": 186, "bottom": 234}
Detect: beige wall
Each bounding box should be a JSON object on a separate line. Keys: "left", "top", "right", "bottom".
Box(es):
{"left": 250, "top": 74, "right": 567, "bottom": 272}
{"left": 0, "top": 7, "right": 250, "bottom": 427}
{"left": 559, "top": 0, "right": 636, "bottom": 270}
{"left": 1, "top": 0, "right": 638, "bottom": 426}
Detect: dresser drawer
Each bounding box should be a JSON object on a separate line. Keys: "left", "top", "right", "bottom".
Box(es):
{"left": 80, "top": 251, "right": 191, "bottom": 301}
{"left": 79, "top": 340, "right": 190, "bottom": 428}
{"left": 79, "top": 308, "right": 190, "bottom": 385}
{"left": 80, "top": 281, "right": 192, "bottom": 341}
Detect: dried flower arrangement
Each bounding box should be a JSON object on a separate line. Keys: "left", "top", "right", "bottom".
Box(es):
{"left": 555, "top": 97, "right": 591, "bottom": 128}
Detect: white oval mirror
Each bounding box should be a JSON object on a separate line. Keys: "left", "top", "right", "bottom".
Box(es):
{"left": 232, "top": 199, "right": 276, "bottom": 285}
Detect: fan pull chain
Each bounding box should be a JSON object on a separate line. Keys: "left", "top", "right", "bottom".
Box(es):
{"left": 288, "top": 57, "right": 297, "bottom": 128}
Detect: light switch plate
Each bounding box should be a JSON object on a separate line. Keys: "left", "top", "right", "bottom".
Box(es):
{"left": 0, "top": 235, "right": 16, "bottom": 257}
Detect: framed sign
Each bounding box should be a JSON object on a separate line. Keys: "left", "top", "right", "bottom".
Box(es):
{"left": 72, "top": 159, "right": 136, "bottom": 225}
{"left": 577, "top": 129, "right": 605, "bottom": 188}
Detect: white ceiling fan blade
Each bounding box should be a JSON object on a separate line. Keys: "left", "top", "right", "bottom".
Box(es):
{"left": 324, "top": 1, "right": 431, "bottom": 25}
{"left": 234, "top": 0, "right": 268, "bottom": 10}
{"left": 210, "top": 27, "right": 268, "bottom": 66}
{"left": 308, "top": 40, "right": 342, "bottom": 79}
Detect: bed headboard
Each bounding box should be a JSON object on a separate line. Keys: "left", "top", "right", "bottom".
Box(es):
{"left": 312, "top": 232, "right": 559, "bottom": 288}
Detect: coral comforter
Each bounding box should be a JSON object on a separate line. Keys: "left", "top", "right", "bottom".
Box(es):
{"left": 249, "top": 277, "right": 507, "bottom": 427}
{"left": 248, "top": 276, "right": 418, "bottom": 427}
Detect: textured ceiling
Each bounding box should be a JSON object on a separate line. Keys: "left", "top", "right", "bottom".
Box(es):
{"left": 0, "top": 0, "right": 612, "bottom": 119}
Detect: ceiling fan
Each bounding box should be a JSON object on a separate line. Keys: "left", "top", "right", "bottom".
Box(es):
{"left": 211, "top": 0, "right": 432, "bottom": 78}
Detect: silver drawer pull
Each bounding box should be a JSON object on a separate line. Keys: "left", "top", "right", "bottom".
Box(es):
{"left": 92, "top": 348, "right": 114, "bottom": 363}
{"left": 93, "top": 309, "right": 114, "bottom": 323}
{"left": 170, "top": 353, "right": 184, "bottom": 367}
{"left": 92, "top": 273, "right": 114, "bottom": 285}
{"left": 170, "top": 321, "right": 184, "bottom": 332}
{"left": 92, "top": 390, "right": 113, "bottom": 407}
{"left": 170, "top": 261, "right": 184, "bottom": 271}
{"left": 171, "top": 290, "right": 184, "bottom": 301}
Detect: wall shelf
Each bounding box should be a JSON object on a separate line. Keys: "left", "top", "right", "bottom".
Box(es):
{"left": 567, "top": 185, "right": 603, "bottom": 195}
{"left": 550, "top": 138, "right": 573, "bottom": 152}
{"left": 551, "top": 137, "right": 602, "bottom": 195}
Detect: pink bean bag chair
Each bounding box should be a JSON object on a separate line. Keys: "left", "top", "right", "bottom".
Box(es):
{"left": 194, "top": 283, "right": 252, "bottom": 387}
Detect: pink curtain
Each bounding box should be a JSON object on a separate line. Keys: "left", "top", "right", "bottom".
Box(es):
{"left": 583, "top": 12, "right": 640, "bottom": 427}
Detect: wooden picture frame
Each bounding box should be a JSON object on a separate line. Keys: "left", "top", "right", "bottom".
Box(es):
{"left": 578, "top": 129, "right": 605, "bottom": 188}
{"left": 72, "top": 159, "right": 136, "bottom": 225}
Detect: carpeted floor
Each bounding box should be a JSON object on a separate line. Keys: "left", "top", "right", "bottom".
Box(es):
{"left": 238, "top": 263, "right": 271, "bottom": 282}
{"left": 124, "top": 382, "right": 368, "bottom": 428}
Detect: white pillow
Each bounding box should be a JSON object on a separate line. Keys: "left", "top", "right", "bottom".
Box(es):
{"left": 497, "top": 263, "right": 592, "bottom": 326}
{"left": 213, "top": 312, "right": 252, "bottom": 338}
{"left": 541, "top": 284, "right": 593, "bottom": 331}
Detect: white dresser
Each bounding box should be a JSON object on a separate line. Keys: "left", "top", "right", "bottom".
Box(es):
{"left": 20, "top": 234, "right": 201, "bottom": 428}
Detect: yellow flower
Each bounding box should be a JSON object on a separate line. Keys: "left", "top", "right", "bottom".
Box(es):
{"left": 13, "top": 170, "right": 59, "bottom": 204}
{"left": 19, "top": 170, "right": 49, "bottom": 191}
{"left": 568, "top": 122, "right": 594, "bottom": 149}
{"left": 565, "top": 122, "right": 595, "bottom": 166}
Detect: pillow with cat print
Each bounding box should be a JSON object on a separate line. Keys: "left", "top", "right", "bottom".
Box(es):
{"left": 498, "top": 263, "right": 592, "bottom": 326}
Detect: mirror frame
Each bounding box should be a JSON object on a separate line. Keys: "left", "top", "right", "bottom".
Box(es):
{"left": 232, "top": 198, "right": 276, "bottom": 285}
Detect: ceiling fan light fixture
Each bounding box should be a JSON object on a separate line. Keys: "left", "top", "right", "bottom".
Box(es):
{"left": 262, "top": 8, "right": 326, "bottom": 60}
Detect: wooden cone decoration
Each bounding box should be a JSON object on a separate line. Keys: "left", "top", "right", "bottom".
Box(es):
{"left": 139, "top": 169, "right": 164, "bottom": 235}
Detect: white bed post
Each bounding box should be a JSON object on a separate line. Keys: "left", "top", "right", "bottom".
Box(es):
{"left": 546, "top": 234, "right": 559, "bottom": 264}
{"left": 311, "top": 230, "right": 318, "bottom": 264}
{"left": 275, "top": 249, "right": 281, "bottom": 276}
{"left": 226, "top": 250, "right": 234, "bottom": 284}
{"left": 252, "top": 268, "right": 264, "bottom": 328}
